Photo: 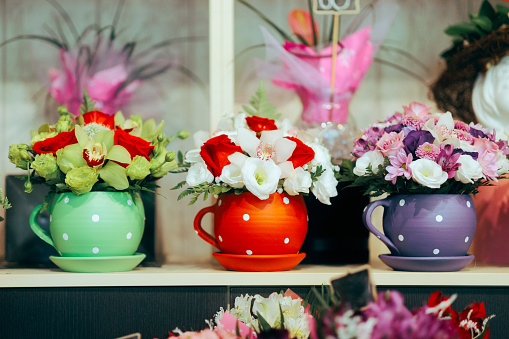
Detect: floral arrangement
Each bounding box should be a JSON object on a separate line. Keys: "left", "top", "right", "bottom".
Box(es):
{"left": 167, "top": 289, "right": 492, "bottom": 339}
{"left": 0, "top": 1, "right": 200, "bottom": 116}
{"left": 339, "top": 102, "right": 509, "bottom": 197}
{"left": 313, "top": 290, "right": 493, "bottom": 339}
{"left": 8, "top": 92, "right": 187, "bottom": 206}
{"left": 174, "top": 83, "right": 339, "bottom": 205}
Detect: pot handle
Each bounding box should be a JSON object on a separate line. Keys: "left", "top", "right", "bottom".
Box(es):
{"left": 362, "top": 199, "right": 400, "bottom": 255}
{"left": 29, "top": 204, "right": 57, "bottom": 251}
{"left": 194, "top": 206, "right": 219, "bottom": 249}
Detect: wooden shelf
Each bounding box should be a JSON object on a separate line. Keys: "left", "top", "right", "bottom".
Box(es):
{"left": 2, "top": 261, "right": 509, "bottom": 288}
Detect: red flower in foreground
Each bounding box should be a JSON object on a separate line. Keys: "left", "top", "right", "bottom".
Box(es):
{"left": 246, "top": 116, "right": 278, "bottom": 134}
{"left": 32, "top": 130, "right": 78, "bottom": 156}
{"left": 200, "top": 134, "right": 243, "bottom": 177}
{"left": 114, "top": 129, "right": 154, "bottom": 164}
{"left": 455, "top": 302, "right": 490, "bottom": 339}
{"left": 285, "top": 136, "right": 315, "bottom": 169}
{"left": 427, "top": 291, "right": 458, "bottom": 320}
{"left": 82, "top": 110, "right": 115, "bottom": 130}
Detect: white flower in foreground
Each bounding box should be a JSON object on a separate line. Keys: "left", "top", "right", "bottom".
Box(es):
{"left": 219, "top": 164, "right": 244, "bottom": 189}
{"left": 252, "top": 293, "right": 283, "bottom": 329}
{"left": 241, "top": 158, "right": 281, "bottom": 200}
{"left": 353, "top": 151, "right": 384, "bottom": 176}
{"left": 186, "top": 162, "right": 213, "bottom": 186}
{"left": 309, "top": 143, "right": 334, "bottom": 169}
{"left": 283, "top": 167, "right": 312, "bottom": 195}
{"left": 455, "top": 154, "right": 484, "bottom": 184}
{"left": 311, "top": 168, "right": 338, "bottom": 205}
{"left": 409, "top": 158, "right": 448, "bottom": 188}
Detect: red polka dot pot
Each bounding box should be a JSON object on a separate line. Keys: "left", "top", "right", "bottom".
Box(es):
{"left": 363, "top": 194, "right": 476, "bottom": 258}
{"left": 194, "top": 192, "right": 308, "bottom": 256}
{"left": 29, "top": 191, "right": 145, "bottom": 257}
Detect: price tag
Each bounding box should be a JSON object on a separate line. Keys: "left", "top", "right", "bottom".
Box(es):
{"left": 313, "top": 0, "right": 360, "bottom": 15}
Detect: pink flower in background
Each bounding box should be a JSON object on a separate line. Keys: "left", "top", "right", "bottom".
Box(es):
{"left": 376, "top": 131, "right": 405, "bottom": 157}
{"left": 454, "top": 120, "right": 470, "bottom": 132}
{"left": 403, "top": 101, "right": 431, "bottom": 118}
{"left": 385, "top": 149, "right": 412, "bottom": 184}
{"left": 288, "top": 9, "right": 319, "bottom": 46}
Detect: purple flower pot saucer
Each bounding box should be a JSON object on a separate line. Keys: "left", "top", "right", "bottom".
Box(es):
{"left": 379, "top": 254, "right": 474, "bottom": 272}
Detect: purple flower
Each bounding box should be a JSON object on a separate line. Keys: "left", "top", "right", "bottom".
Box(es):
{"left": 384, "top": 123, "right": 404, "bottom": 134}
{"left": 452, "top": 148, "right": 478, "bottom": 160}
{"left": 436, "top": 144, "right": 461, "bottom": 179}
{"left": 403, "top": 130, "right": 435, "bottom": 157}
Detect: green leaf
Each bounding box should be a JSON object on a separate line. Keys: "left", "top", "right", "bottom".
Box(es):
{"left": 242, "top": 81, "right": 281, "bottom": 120}
{"left": 496, "top": 5, "right": 509, "bottom": 17}
{"left": 171, "top": 181, "right": 187, "bottom": 191}
{"left": 256, "top": 312, "right": 272, "bottom": 332}
{"left": 279, "top": 303, "right": 285, "bottom": 329}
{"left": 479, "top": 0, "right": 496, "bottom": 20}
{"left": 444, "top": 22, "right": 483, "bottom": 37}
{"left": 79, "top": 89, "right": 98, "bottom": 115}
{"left": 472, "top": 15, "right": 492, "bottom": 31}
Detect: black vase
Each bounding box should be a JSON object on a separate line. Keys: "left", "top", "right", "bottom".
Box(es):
{"left": 301, "top": 182, "right": 370, "bottom": 264}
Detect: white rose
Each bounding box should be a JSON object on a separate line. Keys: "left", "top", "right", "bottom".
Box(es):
{"left": 219, "top": 164, "right": 244, "bottom": 188}
{"left": 496, "top": 151, "right": 509, "bottom": 176}
{"left": 184, "top": 149, "right": 202, "bottom": 164}
{"left": 310, "top": 143, "right": 334, "bottom": 168}
{"left": 283, "top": 167, "right": 312, "bottom": 195}
{"left": 186, "top": 162, "right": 214, "bottom": 186}
{"left": 454, "top": 154, "right": 484, "bottom": 184}
{"left": 241, "top": 158, "right": 281, "bottom": 200}
{"left": 311, "top": 168, "right": 338, "bottom": 205}
{"left": 409, "top": 158, "right": 448, "bottom": 188}
{"left": 353, "top": 151, "right": 384, "bottom": 176}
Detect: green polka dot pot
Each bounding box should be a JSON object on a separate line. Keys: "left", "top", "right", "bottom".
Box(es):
{"left": 29, "top": 191, "right": 145, "bottom": 258}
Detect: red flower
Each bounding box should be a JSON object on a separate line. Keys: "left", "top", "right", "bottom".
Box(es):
{"left": 32, "top": 130, "right": 78, "bottom": 155}
{"left": 114, "top": 129, "right": 154, "bottom": 164}
{"left": 427, "top": 291, "right": 458, "bottom": 320}
{"left": 82, "top": 110, "right": 115, "bottom": 130}
{"left": 200, "top": 134, "right": 243, "bottom": 177}
{"left": 285, "top": 136, "right": 315, "bottom": 169}
{"left": 246, "top": 116, "right": 278, "bottom": 133}
{"left": 455, "top": 302, "right": 490, "bottom": 339}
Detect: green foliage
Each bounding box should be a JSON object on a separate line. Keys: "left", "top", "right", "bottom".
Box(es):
{"left": 441, "top": 0, "right": 509, "bottom": 61}
{"left": 79, "top": 89, "right": 98, "bottom": 115}
{"left": 0, "top": 189, "right": 12, "bottom": 222}
{"left": 242, "top": 81, "right": 281, "bottom": 120}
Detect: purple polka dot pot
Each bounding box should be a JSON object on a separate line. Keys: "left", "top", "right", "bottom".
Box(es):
{"left": 363, "top": 194, "right": 476, "bottom": 257}
{"left": 29, "top": 192, "right": 145, "bottom": 257}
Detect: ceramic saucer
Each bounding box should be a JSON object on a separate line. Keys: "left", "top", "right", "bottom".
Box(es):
{"left": 212, "top": 252, "right": 306, "bottom": 272}
{"left": 379, "top": 254, "right": 474, "bottom": 272}
{"left": 50, "top": 253, "right": 146, "bottom": 273}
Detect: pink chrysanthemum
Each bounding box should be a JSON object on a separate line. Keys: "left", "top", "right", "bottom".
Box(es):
{"left": 452, "top": 129, "right": 474, "bottom": 143}
{"left": 454, "top": 120, "right": 470, "bottom": 132}
{"left": 385, "top": 149, "right": 413, "bottom": 184}
{"left": 416, "top": 142, "right": 441, "bottom": 160}
{"left": 402, "top": 116, "right": 425, "bottom": 130}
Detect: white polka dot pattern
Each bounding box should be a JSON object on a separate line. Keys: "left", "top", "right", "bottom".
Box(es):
{"left": 465, "top": 236, "right": 469, "bottom": 243}
{"left": 92, "top": 247, "right": 99, "bottom": 254}
{"left": 127, "top": 200, "right": 133, "bottom": 206}
{"left": 433, "top": 249, "right": 440, "bottom": 255}
{"left": 466, "top": 201, "right": 471, "bottom": 208}
{"left": 63, "top": 233, "right": 68, "bottom": 241}
{"left": 219, "top": 235, "right": 223, "bottom": 242}
{"left": 283, "top": 197, "right": 290, "bottom": 204}
{"left": 436, "top": 215, "right": 443, "bottom": 222}
{"left": 246, "top": 250, "right": 253, "bottom": 255}
{"left": 398, "top": 235, "right": 404, "bottom": 241}
{"left": 284, "top": 238, "right": 289, "bottom": 244}
{"left": 399, "top": 199, "right": 405, "bottom": 206}
{"left": 243, "top": 214, "right": 250, "bottom": 221}
{"left": 92, "top": 214, "right": 100, "bottom": 222}
{"left": 64, "top": 197, "right": 69, "bottom": 204}
{"left": 126, "top": 232, "right": 132, "bottom": 240}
